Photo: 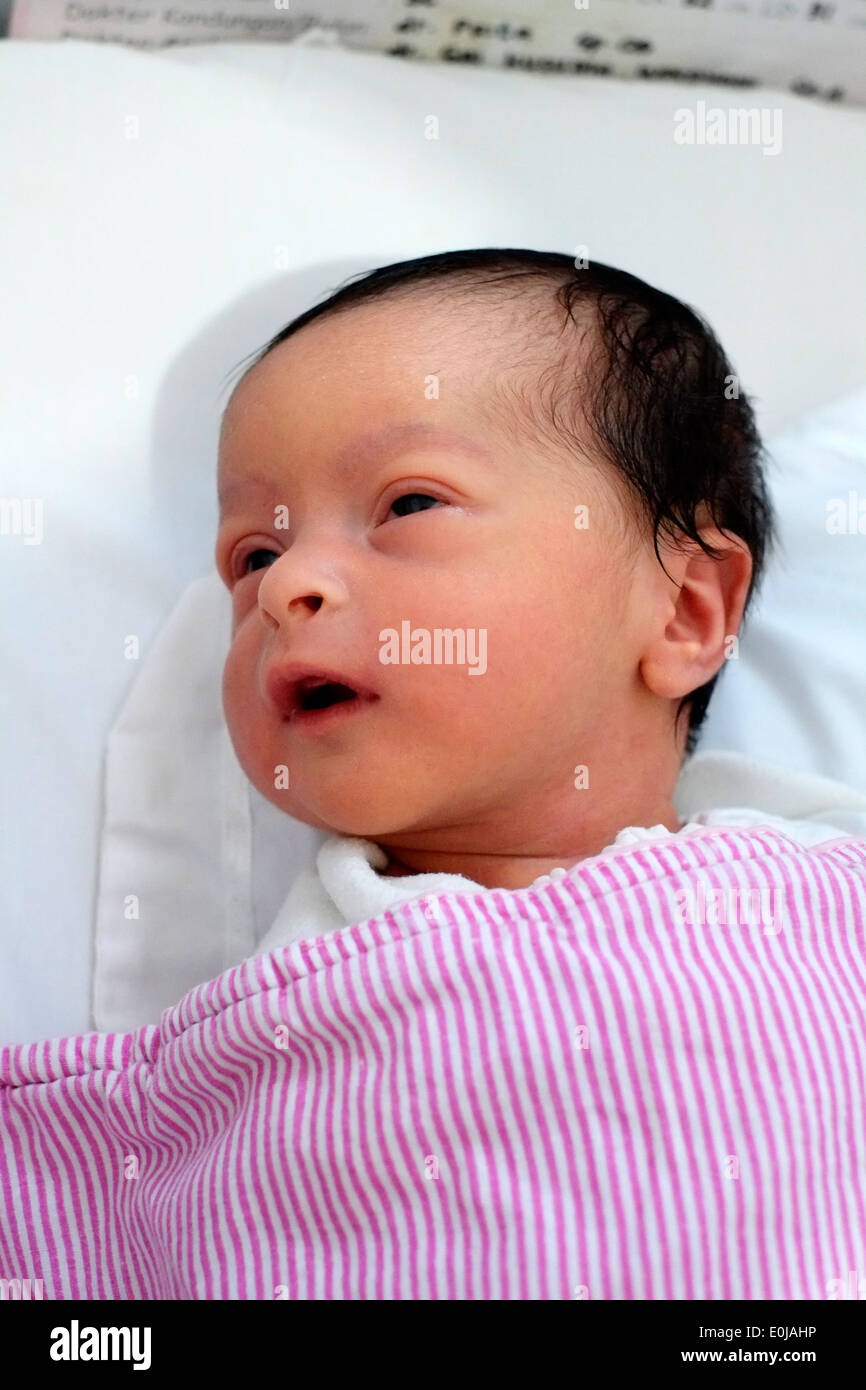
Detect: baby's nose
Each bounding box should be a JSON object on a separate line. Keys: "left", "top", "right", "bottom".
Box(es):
{"left": 256, "top": 548, "right": 348, "bottom": 627}
{"left": 259, "top": 592, "right": 323, "bottom": 630}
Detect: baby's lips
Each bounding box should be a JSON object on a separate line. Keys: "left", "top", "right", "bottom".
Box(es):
{"left": 262, "top": 658, "right": 380, "bottom": 719}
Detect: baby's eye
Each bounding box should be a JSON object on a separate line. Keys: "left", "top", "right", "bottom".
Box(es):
{"left": 239, "top": 547, "right": 279, "bottom": 576}
{"left": 387, "top": 492, "right": 443, "bottom": 520}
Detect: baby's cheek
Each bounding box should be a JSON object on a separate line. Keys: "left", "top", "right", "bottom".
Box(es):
{"left": 221, "top": 638, "right": 264, "bottom": 766}
{"left": 221, "top": 642, "right": 242, "bottom": 726}
{"left": 230, "top": 578, "right": 262, "bottom": 632}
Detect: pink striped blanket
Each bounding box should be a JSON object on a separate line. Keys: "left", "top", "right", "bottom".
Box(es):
{"left": 2, "top": 825, "right": 866, "bottom": 1300}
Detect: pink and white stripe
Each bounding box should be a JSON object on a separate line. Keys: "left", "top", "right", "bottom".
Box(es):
{"left": 2, "top": 824, "right": 866, "bottom": 1300}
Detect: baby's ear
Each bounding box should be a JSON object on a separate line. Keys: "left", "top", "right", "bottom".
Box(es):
{"left": 639, "top": 526, "right": 752, "bottom": 702}
{"left": 692, "top": 522, "right": 754, "bottom": 635}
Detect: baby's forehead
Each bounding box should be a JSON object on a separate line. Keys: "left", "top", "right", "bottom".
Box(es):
{"left": 219, "top": 285, "right": 599, "bottom": 476}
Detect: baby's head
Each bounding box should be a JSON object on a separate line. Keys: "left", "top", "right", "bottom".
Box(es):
{"left": 216, "top": 248, "right": 776, "bottom": 882}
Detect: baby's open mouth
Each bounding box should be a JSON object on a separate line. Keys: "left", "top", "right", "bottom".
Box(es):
{"left": 296, "top": 678, "right": 358, "bottom": 712}
{"left": 290, "top": 675, "right": 379, "bottom": 730}
{"left": 263, "top": 661, "right": 380, "bottom": 726}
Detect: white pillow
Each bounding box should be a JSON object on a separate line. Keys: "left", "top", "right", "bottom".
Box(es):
{"left": 92, "top": 572, "right": 328, "bottom": 1034}
{"left": 699, "top": 388, "right": 866, "bottom": 773}
{"left": 1, "top": 36, "right": 865, "bottom": 1045}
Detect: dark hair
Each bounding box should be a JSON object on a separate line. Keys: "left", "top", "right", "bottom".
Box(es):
{"left": 224, "top": 248, "right": 778, "bottom": 760}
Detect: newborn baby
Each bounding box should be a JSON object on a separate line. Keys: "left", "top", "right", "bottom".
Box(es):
{"left": 215, "top": 246, "right": 795, "bottom": 942}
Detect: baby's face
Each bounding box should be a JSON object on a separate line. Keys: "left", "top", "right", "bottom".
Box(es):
{"left": 216, "top": 295, "right": 665, "bottom": 840}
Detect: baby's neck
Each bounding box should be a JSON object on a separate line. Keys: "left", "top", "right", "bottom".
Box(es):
{"left": 378, "top": 801, "right": 683, "bottom": 890}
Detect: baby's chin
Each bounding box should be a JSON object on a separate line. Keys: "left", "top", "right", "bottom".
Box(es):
{"left": 258, "top": 778, "right": 447, "bottom": 841}
{"left": 256, "top": 781, "right": 385, "bottom": 837}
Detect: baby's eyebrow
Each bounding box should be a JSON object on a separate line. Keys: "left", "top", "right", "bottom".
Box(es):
{"left": 218, "top": 473, "right": 273, "bottom": 514}
{"left": 218, "top": 421, "right": 490, "bottom": 514}
{"left": 331, "top": 420, "right": 491, "bottom": 476}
